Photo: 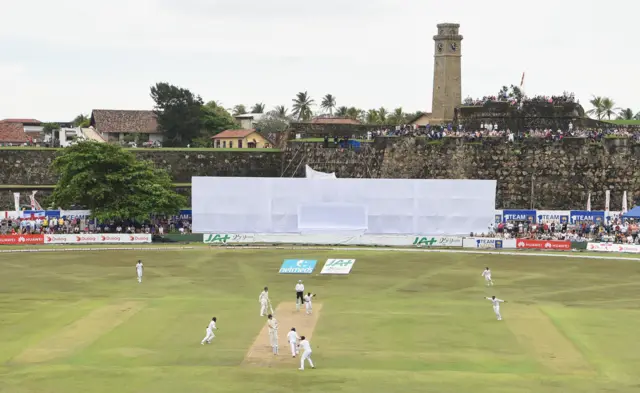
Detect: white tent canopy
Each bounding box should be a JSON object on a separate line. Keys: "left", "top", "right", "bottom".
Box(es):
{"left": 305, "top": 165, "right": 336, "bottom": 179}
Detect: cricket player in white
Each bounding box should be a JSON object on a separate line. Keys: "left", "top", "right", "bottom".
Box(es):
{"left": 267, "top": 314, "right": 279, "bottom": 355}
{"left": 259, "top": 287, "right": 269, "bottom": 317}
{"left": 303, "top": 292, "right": 315, "bottom": 315}
{"left": 136, "top": 260, "right": 143, "bottom": 283}
{"left": 201, "top": 317, "right": 217, "bottom": 344}
{"left": 287, "top": 327, "right": 300, "bottom": 357}
{"left": 485, "top": 296, "right": 506, "bottom": 320}
{"left": 481, "top": 267, "right": 493, "bottom": 286}
{"left": 298, "top": 336, "right": 315, "bottom": 370}
{"left": 295, "top": 280, "right": 305, "bottom": 311}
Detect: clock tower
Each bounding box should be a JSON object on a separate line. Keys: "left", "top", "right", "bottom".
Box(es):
{"left": 431, "top": 23, "right": 463, "bottom": 123}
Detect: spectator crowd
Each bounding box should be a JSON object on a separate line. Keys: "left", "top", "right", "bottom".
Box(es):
{"left": 0, "top": 215, "right": 193, "bottom": 236}
{"left": 475, "top": 217, "right": 640, "bottom": 244}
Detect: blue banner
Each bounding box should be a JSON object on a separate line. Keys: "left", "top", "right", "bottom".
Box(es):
{"left": 279, "top": 259, "right": 317, "bottom": 274}
{"left": 475, "top": 238, "right": 503, "bottom": 249}
{"left": 570, "top": 211, "right": 605, "bottom": 224}
{"left": 494, "top": 214, "right": 502, "bottom": 224}
{"left": 502, "top": 210, "right": 536, "bottom": 223}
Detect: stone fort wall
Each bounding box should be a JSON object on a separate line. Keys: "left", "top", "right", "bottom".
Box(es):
{"left": 1, "top": 138, "right": 638, "bottom": 210}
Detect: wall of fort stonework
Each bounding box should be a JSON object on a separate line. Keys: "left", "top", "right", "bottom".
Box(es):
{"left": 1, "top": 139, "right": 640, "bottom": 211}
{"left": 0, "top": 149, "right": 282, "bottom": 185}
{"left": 378, "top": 137, "right": 640, "bottom": 210}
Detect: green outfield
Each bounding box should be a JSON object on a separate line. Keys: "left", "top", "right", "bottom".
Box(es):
{"left": 1, "top": 248, "right": 639, "bottom": 393}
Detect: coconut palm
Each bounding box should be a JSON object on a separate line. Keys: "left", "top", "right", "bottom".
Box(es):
{"left": 600, "top": 97, "right": 618, "bottom": 120}
{"left": 335, "top": 106, "right": 348, "bottom": 117}
{"left": 378, "top": 107, "right": 388, "bottom": 124}
{"left": 321, "top": 94, "right": 337, "bottom": 116}
{"left": 618, "top": 108, "right": 636, "bottom": 120}
{"left": 232, "top": 104, "right": 247, "bottom": 116}
{"left": 291, "top": 91, "right": 314, "bottom": 121}
{"left": 346, "top": 107, "right": 360, "bottom": 121}
{"left": 250, "top": 103, "right": 265, "bottom": 114}
{"left": 587, "top": 96, "right": 604, "bottom": 120}
{"left": 366, "top": 109, "right": 380, "bottom": 124}
{"left": 270, "top": 105, "right": 289, "bottom": 119}
{"left": 388, "top": 107, "right": 405, "bottom": 125}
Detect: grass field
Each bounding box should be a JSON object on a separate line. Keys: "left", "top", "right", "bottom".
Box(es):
{"left": 1, "top": 248, "right": 640, "bottom": 393}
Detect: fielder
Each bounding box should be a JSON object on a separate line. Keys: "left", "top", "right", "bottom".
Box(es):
{"left": 481, "top": 267, "right": 494, "bottom": 286}
{"left": 295, "top": 280, "right": 305, "bottom": 311}
{"left": 136, "top": 260, "right": 144, "bottom": 283}
{"left": 297, "top": 336, "right": 315, "bottom": 370}
{"left": 485, "top": 296, "right": 506, "bottom": 320}
{"left": 259, "top": 287, "right": 269, "bottom": 317}
{"left": 287, "top": 327, "right": 300, "bottom": 357}
{"left": 267, "top": 314, "right": 279, "bottom": 355}
{"left": 303, "top": 292, "right": 315, "bottom": 315}
{"left": 200, "top": 317, "right": 217, "bottom": 345}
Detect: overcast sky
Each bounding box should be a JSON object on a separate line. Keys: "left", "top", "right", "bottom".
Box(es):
{"left": 0, "top": 0, "right": 637, "bottom": 121}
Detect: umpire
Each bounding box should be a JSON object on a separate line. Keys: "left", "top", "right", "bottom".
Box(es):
{"left": 295, "top": 280, "right": 305, "bottom": 311}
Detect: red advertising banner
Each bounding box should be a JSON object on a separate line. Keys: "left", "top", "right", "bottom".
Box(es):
{"left": 516, "top": 239, "right": 571, "bottom": 250}
{"left": 0, "top": 234, "right": 45, "bottom": 245}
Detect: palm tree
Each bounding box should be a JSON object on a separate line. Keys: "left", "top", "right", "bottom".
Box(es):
{"left": 388, "top": 107, "right": 405, "bottom": 125}
{"left": 346, "top": 107, "right": 360, "bottom": 120}
{"left": 335, "top": 106, "right": 348, "bottom": 117}
{"left": 232, "top": 104, "right": 247, "bottom": 116}
{"left": 250, "top": 103, "right": 265, "bottom": 114}
{"left": 271, "top": 105, "right": 289, "bottom": 119}
{"left": 366, "top": 109, "right": 379, "bottom": 124}
{"left": 292, "top": 91, "right": 315, "bottom": 121}
{"left": 618, "top": 108, "right": 636, "bottom": 120}
{"left": 378, "top": 107, "right": 388, "bottom": 124}
{"left": 600, "top": 97, "right": 618, "bottom": 120}
{"left": 320, "top": 94, "right": 337, "bottom": 116}
{"left": 72, "top": 114, "right": 90, "bottom": 128}
{"left": 587, "top": 96, "right": 604, "bottom": 120}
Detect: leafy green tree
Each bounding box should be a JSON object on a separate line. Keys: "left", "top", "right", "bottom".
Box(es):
{"left": 254, "top": 113, "right": 289, "bottom": 134}
{"left": 150, "top": 82, "right": 204, "bottom": 146}
{"left": 250, "top": 103, "right": 265, "bottom": 113}
{"left": 49, "top": 141, "right": 185, "bottom": 221}
{"left": 232, "top": 104, "right": 247, "bottom": 116}
{"left": 201, "top": 101, "right": 238, "bottom": 135}
{"left": 321, "top": 94, "right": 336, "bottom": 115}
{"left": 292, "top": 91, "right": 314, "bottom": 121}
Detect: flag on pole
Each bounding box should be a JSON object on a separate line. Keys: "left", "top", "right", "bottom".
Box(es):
{"left": 586, "top": 192, "right": 591, "bottom": 211}
{"left": 622, "top": 191, "right": 628, "bottom": 213}
{"left": 605, "top": 190, "right": 610, "bottom": 211}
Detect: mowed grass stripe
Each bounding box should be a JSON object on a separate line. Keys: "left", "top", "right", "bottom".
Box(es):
{"left": 505, "top": 305, "right": 593, "bottom": 375}
{"left": 12, "top": 301, "right": 145, "bottom": 364}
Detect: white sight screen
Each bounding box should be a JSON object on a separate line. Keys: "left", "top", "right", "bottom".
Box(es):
{"left": 192, "top": 177, "right": 496, "bottom": 235}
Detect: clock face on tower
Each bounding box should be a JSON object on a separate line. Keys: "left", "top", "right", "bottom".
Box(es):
{"left": 451, "top": 43, "right": 457, "bottom": 51}
{"left": 437, "top": 43, "right": 443, "bottom": 52}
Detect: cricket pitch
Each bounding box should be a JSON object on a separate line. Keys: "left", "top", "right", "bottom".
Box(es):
{"left": 242, "top": 302, "right": 322, "bottom": 367}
